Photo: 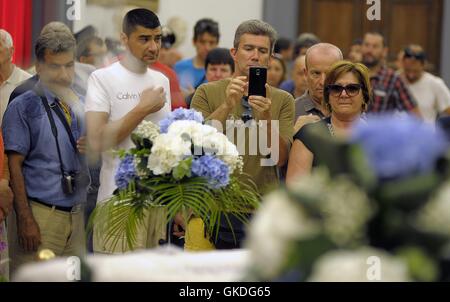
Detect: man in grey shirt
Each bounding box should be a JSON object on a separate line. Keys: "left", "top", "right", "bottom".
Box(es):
{"left": 294, "top": 43, "right": 343, "bottom": 132}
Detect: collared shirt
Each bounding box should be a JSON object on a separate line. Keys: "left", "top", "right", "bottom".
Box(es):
{"left": 2, "top": 81, "right": 87, "bottom": 207}
{"left": 0, "top": 65, "right": 32, "bottom": 125}
{"left": 369, "top": 65, "right": 417, "bottom": 113}
{"left": 191, "top": 79, "right": 295, "bottom": 195}
{"left": 294, "top": 91, "right": 327, "bottom": 120}
{"left": 280, "top": 79, "right": 295, "bottom": 96}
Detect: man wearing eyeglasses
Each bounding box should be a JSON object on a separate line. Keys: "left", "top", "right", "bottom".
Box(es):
{"left": 174, "top": 19, "right": 220, "bottom": 98}
{"left": 361, "top": 32, "right": 421, "bottom": 117}
{"left": 399, "top": 45, "right": 450, "bottom": 124}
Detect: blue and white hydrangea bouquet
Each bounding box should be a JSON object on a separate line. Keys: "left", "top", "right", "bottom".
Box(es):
{"left": 90, "top": 108, "right": 260, "bottom": 250}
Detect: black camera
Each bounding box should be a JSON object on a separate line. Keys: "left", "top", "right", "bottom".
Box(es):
{"left": 62, "top": 172, "right": 77, "bottom": 195}
{"left": 241, "top": 97, "right": 253, "bottom": 122}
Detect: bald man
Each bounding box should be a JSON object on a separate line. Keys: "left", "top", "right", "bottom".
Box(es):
{"left": 293, "top": 43, "right": 343, "bottom": 132}
{"left": 280, "top": 55, "right": 307, "bottom": 99}
{"left": 0, "top": 29, "right": 31, "bottom": 125}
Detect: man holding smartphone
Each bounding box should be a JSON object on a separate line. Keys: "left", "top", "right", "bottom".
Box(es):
{"left": 192, "top": 19, "right": 294, "bottom": 194}
{"left": 191, "top": 20, "right": 294, "bottom": 249}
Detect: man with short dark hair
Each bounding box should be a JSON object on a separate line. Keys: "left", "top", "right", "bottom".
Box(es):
{"left": 185, "top": 47, "right": 234, "bottom": 107}
{"left": 76, "top": 36, "right": 107, "bottom": 68}
{"left": 204, "top": 47, "right": 234, "bottom": 82}
{"left": 274, "top": 37, "right": 293, "bottom": 62}
{"left": 85, "top": 8, "right": 171, "bottom": 253}
{"left": 174, "top": 18, "right": 220, "bottom": 95}
{"left": 361, "top": 32, "right": 421, "bottom": 116}
{"left": 3, "top": 27, "right": 88, "bottom": 273}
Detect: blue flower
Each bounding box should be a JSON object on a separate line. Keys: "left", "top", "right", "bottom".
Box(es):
{"left": 159, "top": 108, "right": 204, "bottom": 133}
{"left": 351, "top": 114, "right": 449, "bottom": 180}
{"left": 191, "top": 155, "right": 230, "bottom": 188}
{"left": 115, "top": 155, "right": 138, "bottom": 190}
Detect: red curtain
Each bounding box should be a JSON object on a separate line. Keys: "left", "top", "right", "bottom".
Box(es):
{"left": 0, "top": 0, "right": 32, "bottom": 68}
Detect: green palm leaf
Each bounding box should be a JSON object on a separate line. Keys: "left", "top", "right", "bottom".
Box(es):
{"left": 89, "top": 174, "right": 260, "bottom": 250}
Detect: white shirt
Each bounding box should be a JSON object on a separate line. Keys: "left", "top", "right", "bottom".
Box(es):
{"left": 0, "top": 65, "right": 31, "bottom": 125}
{"left": 85, "top": 61, "right": 171, "bottom": 202}
{"left": 406, "top": 72, "right": 450, "bottom": 123}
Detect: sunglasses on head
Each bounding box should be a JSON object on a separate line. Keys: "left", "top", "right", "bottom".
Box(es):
{"left": 403, "top": 48, "right": 426, "bottom": 61}
{"left": 327, "top": 84, "right": 362, "bottom": 97}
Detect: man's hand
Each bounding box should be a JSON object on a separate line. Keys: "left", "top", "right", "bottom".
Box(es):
{"left": 0, "top": 179, "right": 13, "bottom": 223}
{"left": 294, "top": 114, "right": 321, "bottom": 133}
{"left": 17, "top": 214, "right": 41, "bottom": 252}
{"left": 249, "top": 84, "right": 272, "bottom": 121}
{"left": 77, "top": 136, "right": 87, "bottom": 154}
{"left": 225, "top": 76, "right": 247, "bottom": 110}
{"left": 173, "top": 212, "right": 185, "bottom": 238}
{"left": 136, "top": 87, "right": 166, "bottom": 115}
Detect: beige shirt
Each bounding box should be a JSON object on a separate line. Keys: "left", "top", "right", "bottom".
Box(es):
{"left": 191, "top": 79, "right": 295, "bottom": 195}
{"left": 0, "top": 65, "right": 32, "bottom": 125}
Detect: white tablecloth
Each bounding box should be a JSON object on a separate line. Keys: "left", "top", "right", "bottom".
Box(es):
{"left": 12, "top": 246, "right": 250, "bottom": 282}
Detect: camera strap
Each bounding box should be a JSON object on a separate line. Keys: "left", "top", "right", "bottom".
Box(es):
{"left": 34, "top": 85, "right": 78, "bottom": 177}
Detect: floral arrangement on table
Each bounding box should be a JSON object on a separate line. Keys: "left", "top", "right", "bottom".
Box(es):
{"left": 245, "top": 115, "right": 450, "bottom": 282}
{"left": 90, "top": 108, "right": 260, "bottom": 251}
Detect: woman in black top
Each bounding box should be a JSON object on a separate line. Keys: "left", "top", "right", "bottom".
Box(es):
{"left": 286, "top": 61, "right": 372, "bottom": 184}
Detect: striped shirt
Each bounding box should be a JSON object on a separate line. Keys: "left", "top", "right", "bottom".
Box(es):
{"left": 368, "top": 66, "right": 417, "bottom": 112}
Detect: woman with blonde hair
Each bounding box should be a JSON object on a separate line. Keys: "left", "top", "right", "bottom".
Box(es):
{"left": 286, "top": 61, "right": 372, "bottom": 183}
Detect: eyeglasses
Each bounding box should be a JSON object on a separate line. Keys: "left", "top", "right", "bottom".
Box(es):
{"left": 327, "top": 84, "right": 362, "bottom": 97}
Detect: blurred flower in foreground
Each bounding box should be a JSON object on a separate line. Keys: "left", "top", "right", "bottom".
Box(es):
{"left": 246, "top": 115, "right": 450, "bottom": 281}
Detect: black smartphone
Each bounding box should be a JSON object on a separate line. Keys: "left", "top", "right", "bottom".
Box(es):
{"left": 248, "top": 66, "right": 267, "bottom": 97}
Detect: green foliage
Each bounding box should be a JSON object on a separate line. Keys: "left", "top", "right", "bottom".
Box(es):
{"left": 172, "top": 158, "right": 193, "bottom": 180}
{"left": 396, "top": 246, "right": 439, "bottom": 282}
{"left": 89, "top": 174, "right": 260, "bottom": 250}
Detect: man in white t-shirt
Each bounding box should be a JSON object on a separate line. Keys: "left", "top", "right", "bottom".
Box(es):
{"left": 400, "top": 45, "right": 450, "bottom": 123}
{"left": 85, "top": 8, "right": 171, "bottom": 252}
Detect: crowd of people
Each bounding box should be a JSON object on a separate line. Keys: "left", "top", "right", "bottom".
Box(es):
{"left": 1, "top": 7, "right": 450, "bottom": 281}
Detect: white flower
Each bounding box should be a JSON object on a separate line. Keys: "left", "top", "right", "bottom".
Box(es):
{"left": 245, "top": 190, "right": 319, "bottom": 280}
{"left": 147, "top": 133, "right": 192, "bottom": 175}
{"left": 289, "top": 169, "right": 374, "bottom": 247}
{"left": 414, "top": 181, "right": 450, "bottom": 237}
{"left": 308, "top": 247, "right": 410, "bottom": 282}
{"left": 167, "top": 120, "right": 242, "bottom": 173}
{"left": 134, "top": 120, "right": 160, "bottom": 141}
{"left": 319, "top": 176, "right": 374, "bottom": 247}
{"left": 168, "top": 120, "right": 215, "bottom": 146}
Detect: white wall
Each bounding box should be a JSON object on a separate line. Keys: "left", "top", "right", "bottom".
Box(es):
{"left": 73, "top": 0, "right": 264, "bottom": 59}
